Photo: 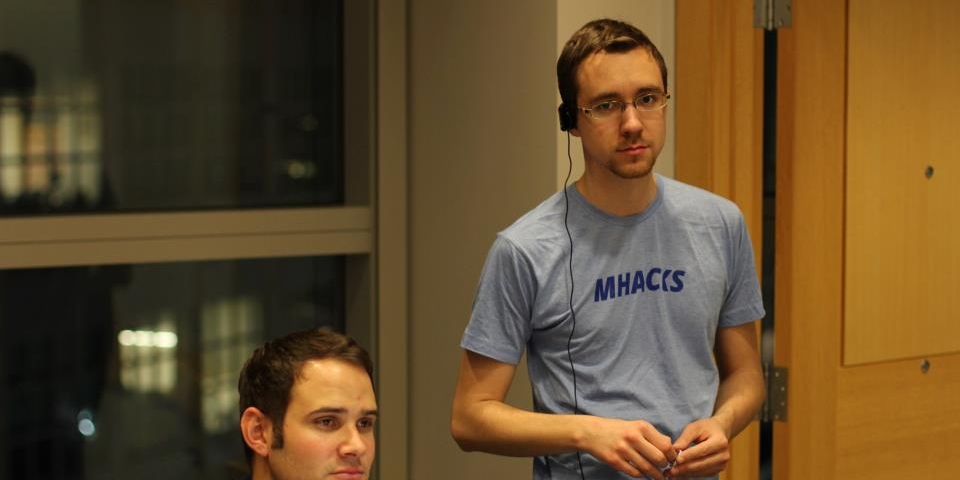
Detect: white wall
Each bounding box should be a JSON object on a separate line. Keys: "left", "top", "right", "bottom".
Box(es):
{"left": 407, "top": 2, "right": 676, "bottom": 479}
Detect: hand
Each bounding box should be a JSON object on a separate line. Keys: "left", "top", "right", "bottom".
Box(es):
{"left": 581, "top": 417, "right": 678, "bottom": 479}
{"left": 665, "top": 418, "right": 730, "bottom": 478}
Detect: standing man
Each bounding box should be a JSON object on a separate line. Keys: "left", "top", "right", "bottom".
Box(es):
{"left": 451, "top": 18, "right": 765, "bottom": 480}
{"left": 238, "top": 327, "right": 378, "bottom": 480}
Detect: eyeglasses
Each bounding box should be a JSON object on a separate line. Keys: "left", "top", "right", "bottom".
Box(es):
{"left": 577, "top": 92, "right": 670, "bottom": 121}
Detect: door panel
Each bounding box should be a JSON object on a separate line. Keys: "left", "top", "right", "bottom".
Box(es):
{"left": 836, "top": 355, "right": 960, "bottom": 479}
{"left": 844, "top": 0, "right": 960, "bottom": 365}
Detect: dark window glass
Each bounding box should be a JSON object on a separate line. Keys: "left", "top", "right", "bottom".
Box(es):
{"left": 0, "top": 1, "right": 343, "bottom": 215}
{"left": 0, "top": 256, "right": 345, "bottom": 479}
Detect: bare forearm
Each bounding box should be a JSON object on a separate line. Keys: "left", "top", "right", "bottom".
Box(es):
{"left": 711, "top": 366, "right": 765, "bottom": 439}
{"left": 451, "top": 399, "right": 589, "bottom": 456}
{"left": 452, "top": 399, "right": 678, "bottom": 478}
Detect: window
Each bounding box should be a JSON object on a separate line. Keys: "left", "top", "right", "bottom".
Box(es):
{"left": 0, "top": 1, "right": 378, "bottom": 479}
{"left": 0, "top": 257, "right": 345, "bottom": 479}
{"left": 1, "top": 2, "right": 346, "bottom": 214}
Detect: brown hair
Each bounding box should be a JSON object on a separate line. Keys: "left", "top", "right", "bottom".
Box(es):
{"left": 237, "top": 327, "right": 373, "bottom": 462}
{"left": 557, "top": 18, "right": 668, "bottom": 110}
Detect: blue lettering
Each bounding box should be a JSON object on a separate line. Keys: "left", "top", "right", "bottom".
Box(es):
{"left": 617, "top": 272, "right": 631, "bottom": 297}
{"left": 595, "top": 267, "right": 686, "bottom": 301}
{"left": 670, "top": 270, "right": 686, "bottom": 292}
{"left": 646, "top": 268, "right": 662, "bottom": 291}
{"left": 595, "top": 276, "right": 615, "bottom": 302}
{"left": 631, "top": 270, "right": 645, "bottom": 294}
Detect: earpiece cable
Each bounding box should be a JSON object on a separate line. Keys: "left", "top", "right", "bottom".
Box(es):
{"left": 562, "top": 131, "right": 586, "bottom": 480}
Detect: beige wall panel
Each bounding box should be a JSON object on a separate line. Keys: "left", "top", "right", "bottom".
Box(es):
{"left": 408, "top": 2, "right": 555, "bottom": 479}
{"left": 376, "top": 0, "right": 408, "bottom": 477}
{"left": 844, "top": 0, "right": 960, "bottom": 365}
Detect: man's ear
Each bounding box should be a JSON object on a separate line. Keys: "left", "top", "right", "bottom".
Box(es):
{"left": 240, "top": 407, "right": 273, "bottom": 457}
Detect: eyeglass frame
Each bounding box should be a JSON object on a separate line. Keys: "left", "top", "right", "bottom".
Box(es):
{"left": 575, "top": 91, "right": 671, "bottom": 121}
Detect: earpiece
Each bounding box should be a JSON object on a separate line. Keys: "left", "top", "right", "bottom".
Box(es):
{"left": 558, "top": 104, "right": 576, "bottom": 131}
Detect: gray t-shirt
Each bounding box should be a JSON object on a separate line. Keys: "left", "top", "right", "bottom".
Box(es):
{"left": 461, "top": 175, "right": 765, "bottom": 480}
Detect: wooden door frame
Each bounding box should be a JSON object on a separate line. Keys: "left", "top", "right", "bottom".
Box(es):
{"left": 677, "top": 0, "right": 848, "bottom": 477}
{"left": 773, "top": 0, "right": 847, "bottom": 477}
{"left": 675, "top": 2, "right": 764, "bottom": 479}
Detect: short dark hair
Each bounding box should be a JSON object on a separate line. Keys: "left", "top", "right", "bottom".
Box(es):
{"left": 237, "top": 327, "right": 374, "bottom": 463}
{"left": 556, "top": 18, "right": 668, "bottom": 110}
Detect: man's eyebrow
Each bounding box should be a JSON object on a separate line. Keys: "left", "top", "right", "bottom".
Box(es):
{"left": 583, "top": 91, "right": 620, "bottom": 105}
{"left": 307, "top": 407, "right": 379, "bottom": 417}
{"left": 636, "top": 86, "right": 664, "bottom": 95}
{"left": 583, "top": 85, "right": 664, "bottom": 105}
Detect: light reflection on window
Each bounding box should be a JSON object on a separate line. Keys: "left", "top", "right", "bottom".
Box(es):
{"left": 118, "top": 314, "right": 177, "bottom": 394}
{"left": 114, "top": 296, "right": 264, "bottom": 433}
{"left": 0, "top": 89, "right": 104, "bottom": 209}
{"left": 200, "top": 296, "right": 260, "bottom": 434}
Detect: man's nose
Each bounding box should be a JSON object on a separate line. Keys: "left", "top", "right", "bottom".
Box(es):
{"left": 339, "top": 426, "right": 369, "bottom": 457}
{"left": 619, "top": 103, "right": 646, "bottom": 133}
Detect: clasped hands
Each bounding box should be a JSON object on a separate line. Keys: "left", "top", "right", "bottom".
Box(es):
{"left": 584, "top": 416, "right": 730, "bottom": 479}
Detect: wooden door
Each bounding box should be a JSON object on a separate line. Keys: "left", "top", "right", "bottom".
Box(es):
{"left": 774, "top": 0, "right": 960, "bottom": 478}
{"left": 678, "top": 0, "right": 960, "bottom": 478}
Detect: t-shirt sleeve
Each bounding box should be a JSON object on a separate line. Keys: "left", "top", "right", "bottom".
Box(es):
{"left": 460, "top": 235, "right": 535, "bottom": 365}
{"left": 719, "top": 214, "right": 766, "bottom": 327}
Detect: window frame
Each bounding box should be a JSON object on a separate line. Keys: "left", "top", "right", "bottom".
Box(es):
{"left": 0, "top": 0, "right": 410, "bottom": 478}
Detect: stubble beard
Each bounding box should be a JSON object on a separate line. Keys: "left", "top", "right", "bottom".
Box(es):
{"left": 608, "top": 157, "right": 655, "bottom": 180}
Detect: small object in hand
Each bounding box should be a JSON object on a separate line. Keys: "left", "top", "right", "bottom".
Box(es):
{"left": 661, "top": 449, "right": 682, "bottom": 476}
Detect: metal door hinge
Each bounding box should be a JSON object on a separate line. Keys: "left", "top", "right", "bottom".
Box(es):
{"left": 761, "top": 364, "right": 788, "bottom": 422}
{"left": 755, "top": 0, "right": 792, "bottom": 30}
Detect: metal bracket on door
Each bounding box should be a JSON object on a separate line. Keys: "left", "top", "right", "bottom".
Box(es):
{"left": 762, "top": 364, "right": 788, "bottom": 422}
{"left": 754, "top": 0, "right": 793, "bottom": 30}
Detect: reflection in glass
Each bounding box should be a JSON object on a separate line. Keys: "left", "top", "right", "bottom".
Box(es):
{"left": 0, "top": 1, "right": 344, "bottom": 215}
{"left": 0, "top": 256, "right": 345, "bottom": 479}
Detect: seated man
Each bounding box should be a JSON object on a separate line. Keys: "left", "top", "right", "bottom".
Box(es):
{"left": 238, "top": 327, "right": 378, "bottom": 480}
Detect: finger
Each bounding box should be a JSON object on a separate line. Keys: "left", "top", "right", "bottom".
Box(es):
{"left": 605, "top": 455, "right": 650, "bottom": 479}
{"left": 631, "top": 439, "right": 675, "bottom": 471}
{"left": 664, "top": 445, "right": 679, "bottom": 464}
{"left": 609, "top": 458, "right": 643, "bottom": 478}
{"left": 672, "top": 424, "right": 703, "bottom": 452}
{"left": 671, "top": 447, "right": 729, "bottom": 477}
{"left": 596, "top": 448, "right": 644, "bottom": 478}
{"left": 670, "top": 457, "right": 720, "bottom": 477}
{"left": 631, "top": 443, "right": 677, "bottom": 478}
{"left": 655, "top": 438, "right": 679, "bottom": 464}
{"left": 618, "top": 449, "right": 666, "bottom": 480}
{"left": 674, "top": 438, "right": 715, "bottom": 466}
{"left": 630, "top": 424, "right": 676, "bottom": 463}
